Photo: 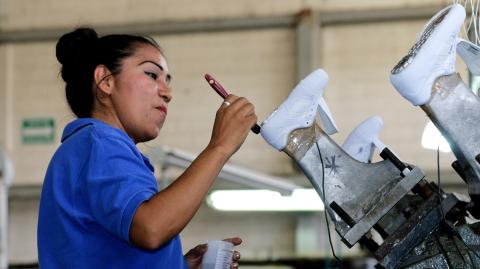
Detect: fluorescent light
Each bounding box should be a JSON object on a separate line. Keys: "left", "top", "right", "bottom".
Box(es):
{"left": 207, "top": 189, "right": 324, "bottom": 211}
{"left": 421, "top": 121, "right": 451, "bottom": 152}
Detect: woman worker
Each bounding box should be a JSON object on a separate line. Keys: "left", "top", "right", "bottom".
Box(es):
{"left": 37, "top": 27, "right": 257, "bottom": 268}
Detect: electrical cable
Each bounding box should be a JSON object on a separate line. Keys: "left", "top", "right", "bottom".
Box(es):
{"left": 467, "top": 249, "right": 476, "bottom": 267}
{"left": 452, "top": 236, "right": 469, "bottom": 265}
{"left": 456, "top": 0, "right": 480, "bottom": 44}
{"left": 435, "top": 233, "right": 455, "bottom": 268}
{"left": 315, "top": 140, "right": 345, "bottom": 269}
{"left": 466, "top": 243, "right": 480, "bottom": 261}
{"left": 450, "top": 223, "right": 480, "bottom": 263}
{"left": 477, "top": 0, "right": 480, "bottom": 44}
{"left": 471, "top": 0, "right": 480, "bottom": 44}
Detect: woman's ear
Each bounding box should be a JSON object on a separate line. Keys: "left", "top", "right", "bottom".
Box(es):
{"left": 94, "top": 65, "right": 113, "bottom": 95}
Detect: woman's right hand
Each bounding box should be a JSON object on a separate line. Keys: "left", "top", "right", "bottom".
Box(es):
{"left": 207, "top": 94, "right": 257, "bottom": 158}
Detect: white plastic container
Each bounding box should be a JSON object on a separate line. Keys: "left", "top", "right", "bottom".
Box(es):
{"left": 202, "top": 240, "right": 234, "bottom": 269}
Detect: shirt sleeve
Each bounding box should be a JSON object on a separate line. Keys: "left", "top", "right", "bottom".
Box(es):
{"left": 85, "top": 134, "right": 158, "bottom": 243}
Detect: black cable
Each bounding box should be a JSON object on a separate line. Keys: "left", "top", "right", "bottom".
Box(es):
{"left": 440, "top": 218, "right": 480, "bottom": 264}
{"left": 463, "top": 241, "right": 480, "bottom": 262}
{"left": 452, "top": 233, "right": 468, "bottom": 265}
{"left": 458, "top": 238, "right": 480, "bottom": 266}
{"left": 450, "top": 225, "right": 480, "bottom": 265}
{"left": 467, "top": 249, "right": 476, "bottom": 268}
{"left": 315, "top": 141, "right": 345, "bottom": 269}
{"left": 434, "top": 233, "right": 454, "bottom": 269}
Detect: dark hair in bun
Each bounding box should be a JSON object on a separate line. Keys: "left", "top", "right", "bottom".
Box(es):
{"left": 56, "top": 27, "right": 162, "bottom": 118}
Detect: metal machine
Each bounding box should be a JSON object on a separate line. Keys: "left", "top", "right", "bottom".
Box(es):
{"left": 286, "top": 72, "right": 480, "bottom": 268}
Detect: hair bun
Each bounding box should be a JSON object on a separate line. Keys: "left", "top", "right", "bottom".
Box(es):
{"left": 56, "top": 28, "right": 99, "bottom": 83}
{"left": 56, "top": 28, "right": 98, "bottom": 65}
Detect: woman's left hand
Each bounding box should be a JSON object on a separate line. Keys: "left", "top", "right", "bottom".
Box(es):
{"left": 184, "top": 237, "right": 242, "bottom": 269}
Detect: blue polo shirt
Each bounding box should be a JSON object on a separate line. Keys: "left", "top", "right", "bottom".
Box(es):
{"left": 38, "top": 118, "right": 188, "bottom": 269}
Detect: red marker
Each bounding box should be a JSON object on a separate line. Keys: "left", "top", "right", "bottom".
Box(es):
{"left": 204, "top": 73, "right": 261, "bottom": 134}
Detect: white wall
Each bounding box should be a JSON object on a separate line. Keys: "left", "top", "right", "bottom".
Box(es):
{"left": 0, "top": 0, "right": 451, "bottom": 31}
{"left": 4, "top": 42, "right": 70, "bottom": 185}
{"left": 150, "top": 29, "right": 296, "bottom": 174}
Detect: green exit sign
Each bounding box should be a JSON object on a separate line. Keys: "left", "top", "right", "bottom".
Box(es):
{"left": 21, "top": 118, "right": 55, "bottom": 144}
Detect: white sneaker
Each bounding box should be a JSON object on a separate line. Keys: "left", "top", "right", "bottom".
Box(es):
{"left": 342, "top": 116, "right": 386, "bottom": 163}
{"left": 390, "top": 4, "right": 466, "bottom": 106}
{"left": 261, "top": 69, "right": 334, "bottom": 151}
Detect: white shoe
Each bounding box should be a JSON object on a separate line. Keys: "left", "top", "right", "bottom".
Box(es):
{"left": 342, "top": 116, "right": 386, "bottom": 163}
{"left": 390, "top": 4, "right": 466, "bottom": 106}
{"left": 261, "top": 69, "right": 335, "bottom": 151}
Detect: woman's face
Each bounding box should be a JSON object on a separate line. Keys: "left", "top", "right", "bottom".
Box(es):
{"left": 110, "top": 44, "right": 172, "bottom": 143}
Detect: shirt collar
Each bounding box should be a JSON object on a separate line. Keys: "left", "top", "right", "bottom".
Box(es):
{"left": 62, "top": 118, "right": 155, "bottom": 172}
{"left": 61, "top": 118, "right": 111, "bottom": 142}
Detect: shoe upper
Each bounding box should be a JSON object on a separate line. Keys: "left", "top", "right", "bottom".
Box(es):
{"left": 342, "top": 116, "right": 385, "bottom": 163}
{"left": 261, "top": 69, "right": 330, "bottom": 151}
{"left": 390, "top": 4, "right": 466, "bottom": 106}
